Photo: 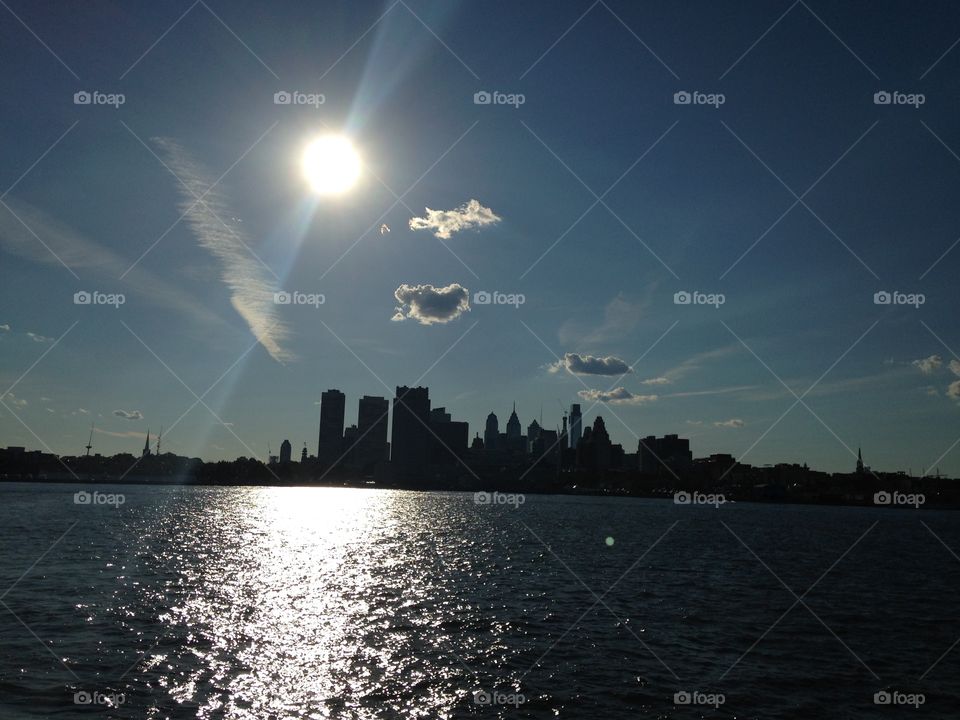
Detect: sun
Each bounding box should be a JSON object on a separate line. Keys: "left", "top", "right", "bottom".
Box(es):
{"left": 302, "top": 135, "right": 361, "bottom": 195}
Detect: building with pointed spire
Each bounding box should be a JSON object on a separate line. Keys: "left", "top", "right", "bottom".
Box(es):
{"left": 142, "top": 429, "right": 152, "bottom": 458}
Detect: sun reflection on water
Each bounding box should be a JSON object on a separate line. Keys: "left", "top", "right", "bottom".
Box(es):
{"left": 149, "top": 488, "right": 469, "bottom": 719}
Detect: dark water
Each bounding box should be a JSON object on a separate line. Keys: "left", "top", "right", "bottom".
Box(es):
{"left": 0, "top": 483, "right": 958, "bottom": 718}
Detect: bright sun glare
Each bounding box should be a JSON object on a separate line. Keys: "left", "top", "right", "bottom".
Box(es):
{"left": 302, "top": 135, "right": 361, "bottom": 195}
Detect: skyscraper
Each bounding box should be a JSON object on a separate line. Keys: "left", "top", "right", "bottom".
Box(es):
{"left": 356, "top": 395, "right": 389, "bottom": 469}
{"left": 317, "top": 389, "right": 345, "bottom": 465}
{"left": 391, "top": 386, "right": 431, "bottom": 480}
{"left": 484, "top": 412, "right": 499, "bottom": 451}
{"left": 279, "top": 439, "right": 292, "bottom": 464}
{"left": 569, "top": 404, "right": 582, "bottom": 449}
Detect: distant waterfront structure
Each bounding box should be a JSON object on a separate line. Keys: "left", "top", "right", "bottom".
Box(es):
{"left": 856, "top": 447, "right": 865, "bottom": 474}
{"left": 569, "top": 404, "right": 582, "bottom": 449}
{"left": 391, "top": 386, "right": 431, "bottom": 479}
{"left": 301, "top": 444, "right": 308, "bottom": 463}
{"left": 142, "top": 429, "right": 152, "bottom": 458}
{"left": 317, "top": 389, "right": 345, "bottom": 464}
{"left": 279, "top": 439, "right": 292, "bottom": 464}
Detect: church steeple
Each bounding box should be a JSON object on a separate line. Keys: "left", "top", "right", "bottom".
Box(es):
{"left": 142, "top": 429, "right": 152, "bottom": 458}
{"left": 856, "top": 447, "right": 864, "bottom": 474}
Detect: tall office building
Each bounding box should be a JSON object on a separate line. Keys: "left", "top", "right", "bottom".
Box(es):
{"left": 356, "top": 395, "right": 389, "bottom": 468}
{"left": 429, "top": 407, "right": 468, "bottom": 466}
{"left": 391, "top": 386, "right": 431, "bottom": 479}
{"left": 484, "top": 412, "right": 499, "bottom": 451}
{"left": 279, "top": 439, "right": 292, "bottom": 464}
{"left": 317, "top": 389, "right": 345, "bottom": 465}
{"left": 569, "top": 404, "right": 583, "bottom": 449}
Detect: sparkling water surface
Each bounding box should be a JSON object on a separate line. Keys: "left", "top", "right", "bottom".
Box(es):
{"left": 0, "top": 483, "right": 958, "bottom": 718}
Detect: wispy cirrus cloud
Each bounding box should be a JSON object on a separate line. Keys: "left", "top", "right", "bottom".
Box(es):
{"left": 392, "top": 283, "right": 470, "bottom": 325}
{"left": 577, "top": 387, "right": 657, "bottom": 405}
{"left": 26, "top": 332, "right": 53, "bottom": 343}
{"left": 153, "top": 138, "right": 291, "bottom": 362}
{"left": 550, "top": 352, "right": 632, "bottom": 376}
{"left": 408, "top": 199, "right": 500, "bottom": 239}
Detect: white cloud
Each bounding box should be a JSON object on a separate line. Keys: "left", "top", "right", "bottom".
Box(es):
{"left": 408, "top": 199, "right": 501, "bottom": 239}
{"left": 551, "top": 353, "right": 632, "bottom": 376}
{"left": 113, "top": 409, "right": 143, "bottom": 421}
{"left": 950, "top": 359, "right": 960, "bottom": 377}
{"left": 948, "top": 381, "right": 960, "bottom": 401}
{"left": 154, "top": 138, "right": 292, "bottom": 362}
{"left": 685, "top": 420, "right": 703, "bottom": 425}
{"left": 641, "top": 376, "right": 671, "bottom": 385}
{"left": 26, "top": 332, "right": 53, "bottom": 343}
{"left": 0, "top": 324, "right": 9, "bottom": 331}
{"left": 714, "top": 418, "right": 745, "bottom": 428}
{"left": 577, "top": 387, "right": 658, "bottom": 405}
{"left": 393, "top": 283, "right": 470, "bottom": 325}
{"left": 3, "top": 393, "right": 27, "bottom": 408}
{"left": 912, "top": 354, "right": 942, "bottom": 374}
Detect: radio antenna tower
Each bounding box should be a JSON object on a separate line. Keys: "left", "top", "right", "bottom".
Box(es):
{"left": 85, "top": 423, "right": 94, "bottom": 456}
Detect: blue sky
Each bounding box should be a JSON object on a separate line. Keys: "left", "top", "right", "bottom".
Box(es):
{"left": 1, "top": 0, "right": 959, "bottom": 475}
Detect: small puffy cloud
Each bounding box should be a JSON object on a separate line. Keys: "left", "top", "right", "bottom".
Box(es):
{"left": 3, "top": 393, "right": 27, "bottom": 408}
{"left": 408, "top": 199, "right": 501, "bottom": 239}
{"left": 948, "top": 381, "right": 960, "bottom": 401}
{"left": 26, "top": 332, "right": 53, "bottom": 343}
{"left": 392, "top": 283, "right": 470, "bottom": 325}
{"left": 0, "top": 324, "right": 9, "bottom": 331}
{"left": 641, "top": 376, "right": 671, "bottom": 385}
{"left": 113, "top": 409, "right": 143, "bottom": 421}
{"left": 551, "top": 353, "right": 632, "bottom": 376}
{"left": 913, "top": 354, "right": 942, "bottom": 374}
{"left": 714, "top": 418, "right": 745, "bottom": 428}
{"left": 950, "top": 359, "right": 960, "bottom": 377}
{"left": 77, "top": 408, "right": 89, "bottom": 415}
{"left": 577, "top": 387, "right": 657, "bottom": 405}
{"left": 685, "top": 420, "right": 703, "bottom": 425}
{"left": 924, "top": 386, "right": 939, "bottom": 397}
